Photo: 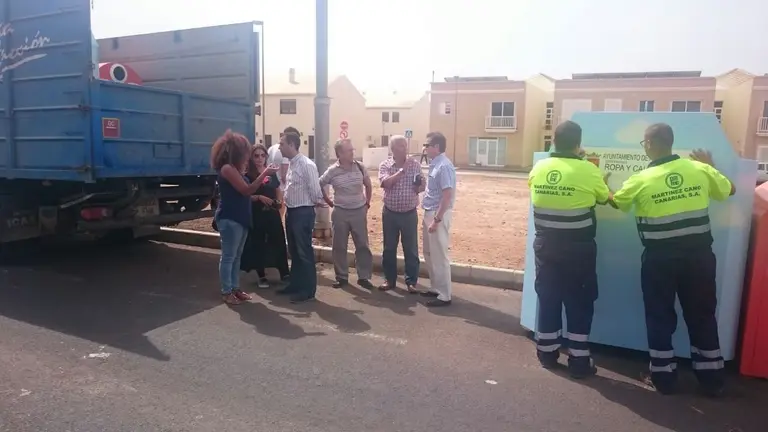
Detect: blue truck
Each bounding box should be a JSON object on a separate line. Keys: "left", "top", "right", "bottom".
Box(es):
{"left": 0, "top": 0, "right": 260, "bottom": 254}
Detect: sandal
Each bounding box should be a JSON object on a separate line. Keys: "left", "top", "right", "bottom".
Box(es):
{"left": 222, "top": 293, "right": 243, "bottom": 305}
{"left": 405, "top": 284, "right": 418, "bottom": 294}
{"left": 233, "top": 290, "right": 253, "bottom": 301}
{"left": 377, "top": 282, "right": 394, "bottom": 291}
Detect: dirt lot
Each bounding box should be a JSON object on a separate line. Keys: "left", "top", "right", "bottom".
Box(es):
{"left": 177, "top": 174, "right": 530, "bottom": 269}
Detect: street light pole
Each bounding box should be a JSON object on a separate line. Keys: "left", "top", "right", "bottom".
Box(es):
{"left": 313, "top": 0, "right": 332, "bottom": 239}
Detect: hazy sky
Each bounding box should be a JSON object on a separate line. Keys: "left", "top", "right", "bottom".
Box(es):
{"left": 91, "top": 0, "right": 768, "bottom": 93}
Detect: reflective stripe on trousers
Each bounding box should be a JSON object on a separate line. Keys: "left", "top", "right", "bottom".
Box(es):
{"left": 536, "top": 330, "right": 561, "bottom": 353}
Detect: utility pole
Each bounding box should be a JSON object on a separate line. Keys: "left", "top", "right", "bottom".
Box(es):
{"left": 313, "top": 0, "right": 332, "bottom": 239}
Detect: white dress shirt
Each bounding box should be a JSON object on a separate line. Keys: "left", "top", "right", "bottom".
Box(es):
{"left": 284, "top": 153, "right": 324, "bottom": 208}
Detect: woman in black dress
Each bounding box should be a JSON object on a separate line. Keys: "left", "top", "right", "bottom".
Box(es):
{"left": 240, "top": 144, "right": 290, "bottom": 287}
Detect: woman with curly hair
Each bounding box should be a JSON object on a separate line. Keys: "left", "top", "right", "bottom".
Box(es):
{"left": 210, "top": 130, "right": 278, "bottom": 305}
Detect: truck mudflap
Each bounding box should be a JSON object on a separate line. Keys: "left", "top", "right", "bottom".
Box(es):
{"left": 0, "top": 195, "right": 42, "bottom": 242}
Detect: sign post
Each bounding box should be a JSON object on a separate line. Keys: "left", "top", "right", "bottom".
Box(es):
{"left": 339, "top": 120, "right": 349, "bottom": 140}
{"left": 405, "top": 129, "right": 413, "bottom": 151}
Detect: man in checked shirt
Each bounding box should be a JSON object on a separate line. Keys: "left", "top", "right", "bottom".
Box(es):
{"left": 378, "top": 135, "right": 425, "bottom": 292}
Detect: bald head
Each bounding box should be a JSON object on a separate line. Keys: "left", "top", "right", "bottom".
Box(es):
{"left": 389, "top": 135, "right": 408, "bottom": 160}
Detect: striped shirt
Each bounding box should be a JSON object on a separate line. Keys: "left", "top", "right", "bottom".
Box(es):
{"left": 422, "top": 153, "right": 456, "bottom": 211}
{"left": 319, "top": 161, "right": 367, "bottom": 209}
{"left": 284, "top": 153, "right": 324, "bottom": 208}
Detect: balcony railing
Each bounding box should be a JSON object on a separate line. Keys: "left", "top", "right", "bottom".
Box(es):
{"left": 485, "top": 116, "right": 517, "bottom": 131}
{"left": 758, "top": 117, "right": 768, "bottom": 136}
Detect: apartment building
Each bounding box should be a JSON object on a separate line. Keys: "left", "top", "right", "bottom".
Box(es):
{"left": 260, "top": 68, "right": 429, "bottom": 158}
{"left": 362, "top": 91, "right": 430, "bottom": 154}
{"left": 553, "top": 71, "right": 717, "bottom": 122}
{"left": 429, "top": 75, "right": 554, "bottom": 168}
{"left": 716, "top": 69, "right": 768, "bottom": 161}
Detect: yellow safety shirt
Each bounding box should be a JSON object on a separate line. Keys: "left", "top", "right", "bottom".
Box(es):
{"left": 528, "top": 153, "right": 611, "bottom": 241}
{"left": 612, "top": 154, "right": 733, "bottom": 249}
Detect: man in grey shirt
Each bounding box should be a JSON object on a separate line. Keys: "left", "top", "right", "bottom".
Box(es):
{"left": 320, "top": 139, "right": 374, "bottom": 289}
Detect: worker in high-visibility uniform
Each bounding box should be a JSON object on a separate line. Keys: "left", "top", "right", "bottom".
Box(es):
{"left": 528, "top": 120, "right": 610, "bottom": 378}
{"left": 611, "top": 123, "right": 735, "bottom": 397}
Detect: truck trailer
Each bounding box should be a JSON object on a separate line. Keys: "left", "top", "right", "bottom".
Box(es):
{"left": 0, "top": 0, "right": 260, "bottom": 255}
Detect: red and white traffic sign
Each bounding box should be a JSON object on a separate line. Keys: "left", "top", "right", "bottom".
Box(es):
{"left": 340, "top": 121, "right": 349, "bottom": 130}
{"left": 339, "top": 130, "right": 349, "bottom": 139}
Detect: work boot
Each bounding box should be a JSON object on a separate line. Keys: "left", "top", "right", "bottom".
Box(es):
{"left": 568, "top": 357, "right": 597, "bottom": 379}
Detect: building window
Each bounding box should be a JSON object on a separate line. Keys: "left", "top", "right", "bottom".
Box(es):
{"left": 381, "top": 112, "right": 390, "bottom": 123}
{"left": 713, "top": 101, "right": 724, "bottom": 122}
{"left": 279, "top": 99, "right": 297, "bottom": 115}
{"left": 544, "top": 135, "right": 553, "bottom": 152}
{"left": 670, "top": 101, "right": 701, "bottom": 112}
{"left": 758, "top": 146, "right": 768, "bottom": 163}
{"left": 468, "top": 137, "right": 507, "bottom": 167}
{"left": 490, "top": 102, "right": 515, "bottom": 117}
{"left": 763, "top": 100, "right": 768, "bottom": 117}
{"left": 544, "top": 102, "right": 554, "bottom": 130}
{"left": 639, "top": 100, "right": 655, "bottom": 112}
{"left": 392, "top": 112, "right": 400, "bottom": 123}
{"left": 439, "top": 102, "right": 452, "bottom": 115}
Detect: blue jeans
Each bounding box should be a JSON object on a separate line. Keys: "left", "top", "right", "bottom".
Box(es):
{"left": 285, "top": 206, "right": 317, "bottom": 297}
{"left": 381, "top": 207, "right": 419, "bottom": 285}
{"left": 217, "top": 218, "right": 248, "bottom": 295}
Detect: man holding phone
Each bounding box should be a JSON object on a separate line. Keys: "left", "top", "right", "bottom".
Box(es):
{"left": 378, "top": 135, "right": 424, "bottom": 292}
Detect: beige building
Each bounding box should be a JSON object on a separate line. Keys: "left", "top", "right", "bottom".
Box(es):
{"left": 259, "top": 68, "right": 429, "bottom": 159}
{"left": 429, "top": 75, "right": 554, "bottom": 169}
{"left": 716, "top": 69, "right": 768, "bottom": 161}
{"left": 553, "top": 71, "right": 718, "bottom": 124}
{"left": 361, "top": 91, "right": 430, "bottom": 154}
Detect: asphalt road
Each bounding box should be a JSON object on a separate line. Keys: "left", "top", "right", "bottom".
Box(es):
{"left": 0, "top": 241, "right": 766, "bottom": 432}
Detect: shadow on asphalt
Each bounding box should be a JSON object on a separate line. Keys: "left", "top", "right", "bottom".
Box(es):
{"left": 534, "top": 343, "right": 768, "bottom": 431}
{"left": 0, "top": 241, "right": 230, "bottom": 361}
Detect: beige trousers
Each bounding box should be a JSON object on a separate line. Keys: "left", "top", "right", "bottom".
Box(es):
{"left": 422, "top": 209, "right": 453, "bottom": 301}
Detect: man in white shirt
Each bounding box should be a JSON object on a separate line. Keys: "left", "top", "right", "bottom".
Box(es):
{"left": 278, "top": 131, "right": 325, "bottom": 304}
{"left": 268, "top": 126, "right": 297, "bottom": 186}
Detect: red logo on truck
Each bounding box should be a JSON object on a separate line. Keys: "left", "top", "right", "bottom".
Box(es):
{"left": 102, "top": 117, "right": 120, "bottom": 139}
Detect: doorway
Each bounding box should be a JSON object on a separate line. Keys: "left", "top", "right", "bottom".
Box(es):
{"left": 307, "top": 135, "right": 315, "bottom": 160}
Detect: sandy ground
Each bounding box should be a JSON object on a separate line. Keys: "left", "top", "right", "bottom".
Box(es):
{"left": 177, "top": 174, "right": 530, "bottom": 269}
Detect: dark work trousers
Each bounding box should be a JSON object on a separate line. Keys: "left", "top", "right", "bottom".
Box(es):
{"left": 381, "top": 207, "right": 420, "bottom": 286}
{"left": 534, "top": 237, "right": 598, "bottom": 374}
{"left": 285, "top": 206, "right": 317, "bottom": 298}
{"left": 641, "top": 247, "right": 724, "bottom": 390}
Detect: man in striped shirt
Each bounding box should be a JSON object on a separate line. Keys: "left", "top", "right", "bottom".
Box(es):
{"left": 320, "top": 139, "right": 374, "bottom": 290}
{"left": 278, "top": 132, "right": 325, "bottom": 304}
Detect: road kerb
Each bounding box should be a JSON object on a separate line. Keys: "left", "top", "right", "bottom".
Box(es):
{"left": 155, "top": 228, "right": 523, "bottom": 291}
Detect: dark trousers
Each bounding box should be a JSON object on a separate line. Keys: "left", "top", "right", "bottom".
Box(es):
{"left": 285, "top": 206, "right": 317, "bottom": 297}
{"left": 534, "top": 237, "right": 598, "bottom": 373}
{"left": 641, "top": 248, "right": 724, "bottom": 390}
{"left": 381, "top": 207, "right": 420, "bottom": 286}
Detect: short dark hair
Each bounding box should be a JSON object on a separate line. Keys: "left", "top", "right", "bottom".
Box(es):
{"left": 283, "top": 131, "right": 301, "bottom": 149}
{"left": 426, "top": 131, "right": 447, "bottom": 153}
{"left": 646, "top": 123, "right": 674, "bottom": 148}
{"left": 553, "top": 121, "right": 582, "bottom": 152}
{"left": 283, "top": 126, "right": 300, "bottom": 136}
